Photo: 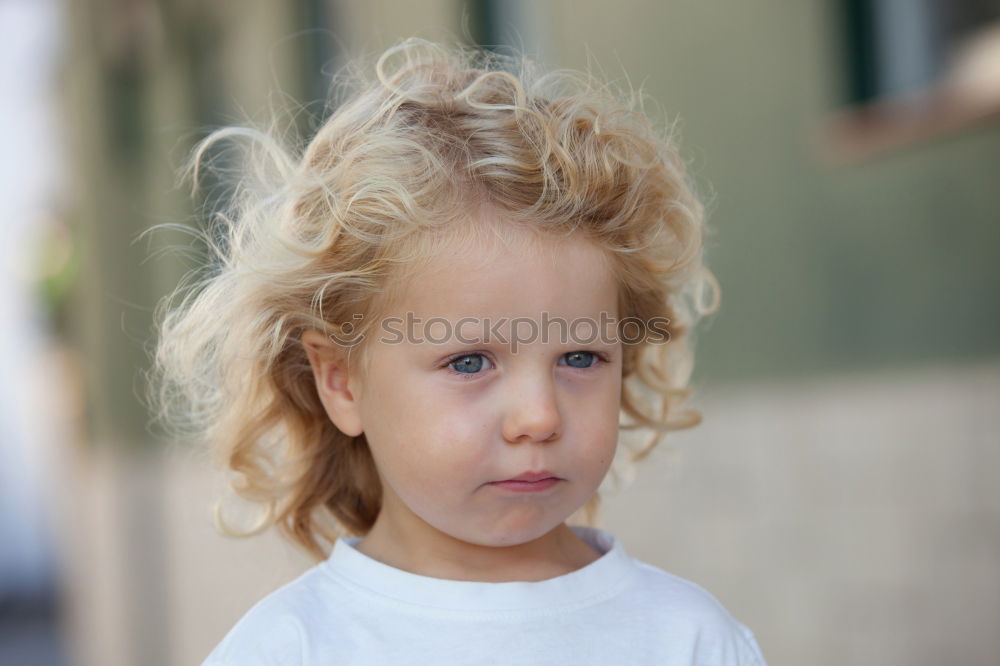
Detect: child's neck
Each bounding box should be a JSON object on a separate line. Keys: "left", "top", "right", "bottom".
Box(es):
{"left": 355, "top": 515, "right": 602, "bottom": 582}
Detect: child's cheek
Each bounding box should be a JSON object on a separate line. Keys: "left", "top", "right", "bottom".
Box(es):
{"left": 424, "top": 420, "right": 495, "bottom": 475}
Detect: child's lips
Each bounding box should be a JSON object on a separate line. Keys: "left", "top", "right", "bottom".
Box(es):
{"left": 499, "top": 470, "right": 558, "bottom": 483}
{"left": 487, "top": 477, "right": 561, "bottom": 492}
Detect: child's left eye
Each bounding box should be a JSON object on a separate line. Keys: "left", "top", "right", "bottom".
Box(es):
{"left": 447, "top": 353, "right": 493, "bottom": 375}
{"left": 561, "top": 351, "right": 600, "bottom": 369}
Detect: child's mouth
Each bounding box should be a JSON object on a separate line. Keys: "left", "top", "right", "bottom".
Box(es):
{"left": 487, "top": 477, "right": 561, "bottom": 492}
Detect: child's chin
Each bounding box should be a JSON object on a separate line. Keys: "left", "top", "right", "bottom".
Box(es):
{"left": 455, "top": 516, "right": 570, "bottom": 549}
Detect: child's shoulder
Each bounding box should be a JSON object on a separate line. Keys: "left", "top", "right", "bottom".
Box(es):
{"left": 201, "top": 564, "right": 338, "bottom": 666}
{"left": 618, "top": 554, "right": 765, "bottom": 661}
{"left": 628, "top": 555, "right": 742, "bottom": 617}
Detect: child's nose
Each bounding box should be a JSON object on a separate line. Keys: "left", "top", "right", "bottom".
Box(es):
{"left": 500, "top": 372, "right": 562, "bottom": 444}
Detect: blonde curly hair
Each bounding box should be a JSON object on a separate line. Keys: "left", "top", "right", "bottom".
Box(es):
{"left": 149, "top": 38, "right": 719, "bottom": 562}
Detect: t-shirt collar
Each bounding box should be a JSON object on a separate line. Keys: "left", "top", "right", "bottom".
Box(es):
{"left": 321, "top": 525, "right": 636, "bottom": 613}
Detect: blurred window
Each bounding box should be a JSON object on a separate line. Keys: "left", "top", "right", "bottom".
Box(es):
{"left": 840, "top": 0, "right": 1000, "bottom": 104}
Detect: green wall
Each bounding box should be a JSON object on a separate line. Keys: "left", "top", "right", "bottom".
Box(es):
{"left": 541, "top": 0, "right": 1000, "bottom": 384}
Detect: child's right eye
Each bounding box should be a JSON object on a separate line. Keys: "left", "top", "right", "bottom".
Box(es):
{"left": 445, "top": 353, "right": 494, "bottom": 376}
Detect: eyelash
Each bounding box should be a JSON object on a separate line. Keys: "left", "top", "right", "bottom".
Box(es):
{"left": 441, "top": 350, "right": 610, "bottom": 379}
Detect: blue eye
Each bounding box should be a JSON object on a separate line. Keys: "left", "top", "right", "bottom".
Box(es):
{"left": 563, "top": 351, "right": 598, "bottom": 368}
{"left": 448, "top": 354, "right": 491, "bottom": 374}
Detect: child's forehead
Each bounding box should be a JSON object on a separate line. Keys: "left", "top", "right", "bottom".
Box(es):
{"left": 414, "top": 224, "right": 566, "bottom": 273}
{"left": 378, "top": 221, "right": 619, "bottom": 316}
{"left": 401, "top": 209, "right": 606, "bottom": 275}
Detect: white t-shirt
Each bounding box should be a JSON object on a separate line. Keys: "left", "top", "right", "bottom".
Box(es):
{"left": 203, "top": 526, "right": 767, "bottom": 665}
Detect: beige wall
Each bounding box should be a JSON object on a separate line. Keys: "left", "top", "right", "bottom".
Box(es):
{"left": 55, "top": 360, "right": 1000, "bottom": 665}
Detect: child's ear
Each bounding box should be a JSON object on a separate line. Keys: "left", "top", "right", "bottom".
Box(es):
{"left": 301, "top": 329, "right": 364, "bottom": 437}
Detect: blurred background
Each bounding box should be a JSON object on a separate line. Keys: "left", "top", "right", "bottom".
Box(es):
{"left": 1, "top": 0, "right": 998, "bottom": 664}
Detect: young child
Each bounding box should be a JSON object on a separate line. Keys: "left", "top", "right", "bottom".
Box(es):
{"left": 152, "top": 38, "right": 768, "bottom": 665}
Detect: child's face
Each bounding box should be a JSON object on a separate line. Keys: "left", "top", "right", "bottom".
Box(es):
{"left": 346, "top": 226, "right": 622, "bottom": 554}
